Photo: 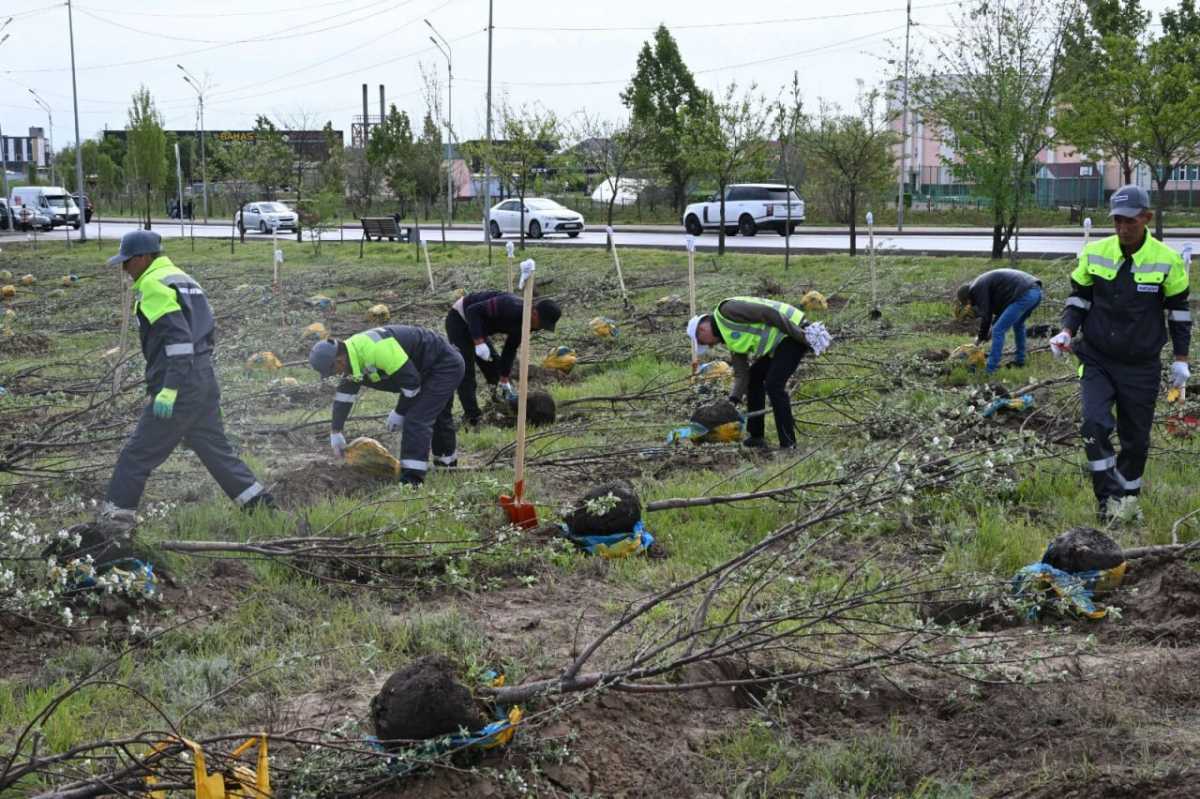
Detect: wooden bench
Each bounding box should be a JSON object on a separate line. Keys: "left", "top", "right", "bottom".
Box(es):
{"left": 359, "top": 216, "right": 419, "bottom": 257}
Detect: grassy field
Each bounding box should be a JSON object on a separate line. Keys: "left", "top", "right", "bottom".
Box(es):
{"left": 2, "top": 236, "right": 1200, "bottom": 797}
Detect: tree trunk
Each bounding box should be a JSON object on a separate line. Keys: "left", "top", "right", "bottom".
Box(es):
{"left": 518, "top": 183, "right": 526, "bottom": 251}
{"left": 1155, "top": 171, "right": 1167, "bottom": 240}
{"left": 671, "top": 171, "right": 689, "bottom": 215}
{"left": 717, "top": 183, "right": 727, "bottom": 256}
{"left": 144, "top": 184, "right": 152, "bottom": 230}
{"left": 848, "top": 188, "right": 857, "bottom": 257}
{"left": 607, "top": 191, "right": 617, "bottom": 228}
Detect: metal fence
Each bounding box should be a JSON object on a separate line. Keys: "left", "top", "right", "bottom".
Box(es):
{"left": 909, "top": 165, "right": 1200, "bottom": 210}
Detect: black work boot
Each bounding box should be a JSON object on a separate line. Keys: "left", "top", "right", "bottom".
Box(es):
{"left": 242, "top": 492, "right": 277, "bottom": 513}
{"left": 399, "top": 469, "right": 425, "bottom": 487}
{"left": 742, "top": 436, "right": 769, "bottom": 449}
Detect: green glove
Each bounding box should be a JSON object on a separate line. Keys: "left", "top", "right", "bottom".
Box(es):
{"left": 153, "top": 387, "right": 177, "bottom": 419}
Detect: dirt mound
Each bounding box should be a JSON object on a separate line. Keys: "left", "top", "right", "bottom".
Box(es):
{"left": 271, "top": 461, "right": 395, "bottom": 508}
{"left": 1119, "top": 562, "right": 1200, "bottom": 625}
{"left": 504, "top": 389, "right": 557, "bottom": 426}
{"left": 1042, "top": 527, "right": 1124, "bottom": 574}
{"left": 691, "top": 400, "right": 741, "bottom": 430}
{"left": 0, "top": 332, "right": 51, "bottom": 355}
{"left": 369, "top": 655, "right": 484, "bottom": 747}
{"left": 564, "top": 480, "right": 642, "bottom": 536}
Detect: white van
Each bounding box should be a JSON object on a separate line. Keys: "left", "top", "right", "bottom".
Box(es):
{"left": 10, "top": 186, "right": 81, "bottom": 229}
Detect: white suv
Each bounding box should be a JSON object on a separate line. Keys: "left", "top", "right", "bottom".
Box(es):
{"left": 683, "top": 184, "right": 805, "bottom": 237}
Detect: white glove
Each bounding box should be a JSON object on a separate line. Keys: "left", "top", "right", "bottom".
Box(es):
{"left": 386, "top": 410, "right": 405, "bottom": 432}
{"left": 803, "top": 321, "right": 832, "bottom": 356}
{"left": 1172, "top": 361, "right": 1190, "bottom": 388}
{"left": 519, "top": 259, "right": 535, "bottom": 290}
{"left": 1182, "top": 244, "right": 1193, "bottom": 269}
{"left": 505, "top": 240, "right": 514, "bottom": 258}
{"left": 330, "top": 432, "right": 347, "bottom": 457}
{"left": 1049, "top": 330, "right": 1073, "bottom": 358}
{"left": 474, "top": 342, "right": 492, "bottom": 361}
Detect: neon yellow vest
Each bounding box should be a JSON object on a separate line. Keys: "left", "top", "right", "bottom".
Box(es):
{"left": 345, "top": 328, "right": 410, "bottom": 384}
{"left": 1071, "top": 234, "right": 1187, "bottom": 297}
{"left": 712, "top": 297, "right": 805, "bottom": 357}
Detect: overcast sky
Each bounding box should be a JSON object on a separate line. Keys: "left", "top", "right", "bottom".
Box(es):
{"left": 0, "top": 0, "right": 1183, "bottom": 147}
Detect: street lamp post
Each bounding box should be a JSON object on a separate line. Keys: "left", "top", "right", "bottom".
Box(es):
{"left": 426, "top": 19, "right": 453, "bottom": 225}
{"left": 179, "top": 65, "right": 209, "bottom": 224}
{"left": 67, "top": 0, "right": 86, "bottom": 241}
{"left": 0, "top": 20, "right": 12, "bottom": 227}
{"left": 484, "top": 0, "right": 494, "bottom": 262}
{"left": 28, "top": 90, "right": 53, "bottom": 185}
{"left": 896, "top": 0, "right": 912, "bottom": 232}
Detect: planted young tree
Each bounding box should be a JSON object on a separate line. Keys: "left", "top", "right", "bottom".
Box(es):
{"left": 685, "top": 83, "right": 771, "bottom": 255}
{"left": 802, "top": 86, "right": 897, "bottom": 257}
{"left": 125, "top": 86, "right": 167, "bottom": 230}
{"left": 775, "top": 72, "right": 808, "bottom": 270}
{"left": 621, "top": 24, "right": 709, "bottom": 213}
{"left": 571, "top": 111, "right": 646, "bottom": 228}
{"left": 281, "top": 110, "right": 326, "bottom": 242}
{"left": 210, "top": 137, "right": 256, "bottom": 250}
{"left": 413, "top": 112, "right": 444, "bottom": 220}
{"left": 913, "top": 0, "right": 1076, "bottom": 259}
{"left": 475, "top": 103, "right": 559, "bottom": 250}
{"left": 250, "top": 115, "right": 293, "bottom": 202}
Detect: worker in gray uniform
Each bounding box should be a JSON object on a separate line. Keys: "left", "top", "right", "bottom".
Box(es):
{"left": 308, "top": 324, "right": 465, "bottom": 485}
{"left": 101, "top": 230, "right": 273, "bottom": 526}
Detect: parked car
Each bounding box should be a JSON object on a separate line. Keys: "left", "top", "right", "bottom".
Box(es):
{"left": 487, "top": 197, "right": 584, "bottom": 239}
{"left": 683, "top": 184, "right": 805, "bottom": 237}
{"left": 235, "top": 201, "right": 298, "bottom": 233}
{"left": 8, "top": 200, "right": 53, "bottom": 232}
{"left": 72, "top": 193, "right": 94, "bottom": 223}
{"left": 0, "top": 199, "right": 11, "bottom": 231}
{"left": 11, "top": 186, "right": 81, "bottom": 229}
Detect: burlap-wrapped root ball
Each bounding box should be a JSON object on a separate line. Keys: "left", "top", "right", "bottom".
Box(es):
{"left": 1042, "top": 527, "right": 1125, "bottom": 574}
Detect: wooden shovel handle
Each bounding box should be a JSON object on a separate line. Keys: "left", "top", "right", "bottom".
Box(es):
{"left": 513, "top": 273, "right": 535, "bottom": 489}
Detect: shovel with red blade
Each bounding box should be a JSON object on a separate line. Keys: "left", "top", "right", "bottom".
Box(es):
{"left": 499, "top": 258, "right": 539, "bottom": 529}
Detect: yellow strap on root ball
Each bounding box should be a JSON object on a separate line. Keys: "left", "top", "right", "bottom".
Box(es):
{"left": 542, "top": 346, "right": 578, "bottom": 373}
{"left": 949, "top": 344, "right": 986, "bottom": 371}
{"left": 590, "top": 317, "right": 619, "bottom": 338}
{"left": 303, "top": 321, "right": 328, "bottom": 339}
{"left": 246, "top": 351, "right": 283, "bottom": 370}
{"left": 367, "top": 303, "right": 391, "bottom": 324}
{"left": 800, "top": 290, "right": 828, "bottom": 311}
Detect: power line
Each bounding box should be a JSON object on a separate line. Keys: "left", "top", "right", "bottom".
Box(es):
{"left": 72, "top": 0, "right": 374, "bottom": 19}
{"left": 492, "top": 1, "right": 961, "bottom": 32}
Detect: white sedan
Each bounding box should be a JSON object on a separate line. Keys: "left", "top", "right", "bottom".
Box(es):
{"left": 236, "top": 201, "right": 298, "bottom": 234}
{"left": 487, "top": 197, "right": 584, "bottom": 239}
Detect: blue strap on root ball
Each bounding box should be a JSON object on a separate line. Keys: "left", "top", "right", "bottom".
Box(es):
{"left": 560, "top": 520, "right": 655, "bottom": 559}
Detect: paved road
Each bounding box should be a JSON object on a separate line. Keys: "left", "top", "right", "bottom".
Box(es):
{"left": 26, "top": 220, "right": 1200, "bottom": 258}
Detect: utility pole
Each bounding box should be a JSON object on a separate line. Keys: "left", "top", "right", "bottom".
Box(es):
{"left": 896, "top": 0, "right": 912, "bottom": 232}
{"left": 484, "top": 0, "right": 494, "bottom": 262}
{"left": 179, "top": 65, "right": 209, "bottom": 223}
{"left": 426, "top": 19, "right": 453, "bottom": 225}
{"left": 67, "top": 0, "right": 86, "bottom": 241}
{"left": 0, "top": 23, "right": 11, "bottom": 228}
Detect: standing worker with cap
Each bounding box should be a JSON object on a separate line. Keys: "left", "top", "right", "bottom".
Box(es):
{"left": 955, "top": 268, "right": 1043, "bottom": 373}
{"left": 100, "top": 231, "right": 273, "bottom": 526}
{"left": 309, "top": 324, "right": 464, "bottom": 485}
{"left": 687, "top": 297, "right": 832, "bottom": 450}
{"left": 1050, "top": 185, "right": 1191, "bottom": 521}
{"left": 444, "top": 291, "right": 561, "bottom": 426}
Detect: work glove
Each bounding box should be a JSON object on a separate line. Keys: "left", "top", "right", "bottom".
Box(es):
{"left": 519, "top": 259, "right": 535, "bottom": 290}
{"left": 498, "top": 379, "right": 518, "bottom": 403}
{"left": 505, "top": 240, "right": 515, "bottom": 258}
{"left": 803, "top": 321, "right": 833, "bottom": 356}
{"left": 1172, "top": 361, "right": 1190, "bottom": 388}
{"left": 330, "top": 432, "right": 347, "bottom": 457}
{"left": 152, "top": 388, "right": 177, "bottom": 419}
{"left": 1049, "top": 330, "right": 1073, "bottom": 358}
{"left": 474, "top": 341, "right": 492, "bottom": 362}
{"left": 386, "top": 410, "right": 405, "bottom": 432}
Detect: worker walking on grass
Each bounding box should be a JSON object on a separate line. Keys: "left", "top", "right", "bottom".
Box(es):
{"left": 1050, "top": 185, "right": 1191, "bottom": 522}
{"left": 687, "top": 297, "right": 832, "bottom": 450}
{"left": 101, "top": 231, "right": 273, "bottom": 526}
{"left": 309, "top": 325, "right": 464, "bottom": 486}
{"left": 444, "top": 291, "right": 561, "bottom": 426}
{"left": 955, "top": 268, "right": 1043, "bottom": 373}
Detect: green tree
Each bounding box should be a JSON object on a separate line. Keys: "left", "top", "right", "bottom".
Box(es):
{"left": 803, "top": 87, "right": 898, "bottom": 257}
{"left": 684, "top": 83, "right": 773, "bottom": 255}
{"left": 210, "top": 137, "right": 256, "bottom": 248}
{"left": 621, "top": 24, "right": 709, "bottom": 213}
{"left": 367, "top": 104, "right": 417, "bottom": 216}
{"left": 250, "top": 115, "right": 293, "bottom": 201}
{"left": 474, "top": 103, "right": 559, "bottom": 249}
{"left": 913, "top": 0, "right": 1076, "bottom": 259}
{"left": 774, "top": 72, "right": 808, "bottom": 269}
{"left": 318, "top": 121, "right": 346, "bottom": 196}
{"left": 413, "top": 112, "right": 444, "bottom": 218}
{"left": 125, "top": 86, "right": 167, "bottom": 229}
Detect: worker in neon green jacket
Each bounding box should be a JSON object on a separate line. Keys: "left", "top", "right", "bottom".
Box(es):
{"left": 687, "top": 296, "right": 832, "bottom": 450}
{"left": 309, "top": 324, "right": 465, "bottom": 485}
{"left": 102, "top": 230, "right": 273, "bottom": 528}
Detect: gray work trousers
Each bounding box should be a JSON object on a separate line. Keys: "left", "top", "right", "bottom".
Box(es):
{"left": 1078, "top": 350, "right": 1159, "bottom": 504}
{"left": 106, "top": 359, "right": 263, "bottom": 510}
{"left": 398, "top": 348, "right": 465, "bottom": 473}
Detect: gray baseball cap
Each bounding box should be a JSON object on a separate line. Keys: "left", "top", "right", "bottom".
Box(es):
{"left": 1109, "top": 184, "right": 1150, "bottom": 218}
{"left": 107, "top": 229, "right": 163, "bottom": 267}
{"left": 308, "top": 339, "right": 340, "bottom": 379}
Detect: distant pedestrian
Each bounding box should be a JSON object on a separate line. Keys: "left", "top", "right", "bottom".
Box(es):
{"left": 955, "top": 268, "right": 1043, "bottom": 373}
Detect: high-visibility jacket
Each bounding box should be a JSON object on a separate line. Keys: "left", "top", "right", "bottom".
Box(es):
{"left": 712, "top": 296, "right": 805, "bottom": 358}
{"left": 331, "top": 325, "right": 455, "bottom": 431}
{"left": 133, "top": 256, "right": 214, "bottom": 395}
{"left": 1063, "top": 233, "right": 1191, "bottom": 364}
